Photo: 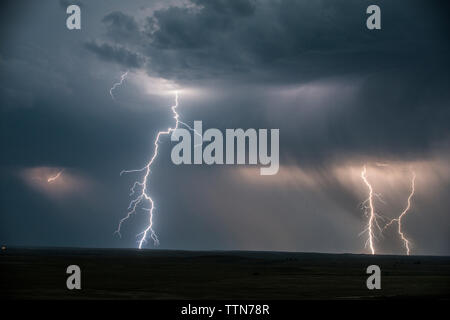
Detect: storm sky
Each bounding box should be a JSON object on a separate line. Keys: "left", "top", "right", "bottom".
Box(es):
{"left": 1, "top": 0, "right": 449, "bottom": 255}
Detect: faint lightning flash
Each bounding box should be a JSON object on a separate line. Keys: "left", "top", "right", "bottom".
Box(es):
{"left": 47, "top": 170, "right": 63, "bottom": 183}
{"left": 360, "top": 166, "right": 384, "bottom": 255}
{"left": 116, "top": 92, "right": 201, "bottom": 248}
{"left": 384, "top": 171, "right": 416, "bottom": 255}
{"left": 110, "top": 71, "right": 129, "bottom": 100}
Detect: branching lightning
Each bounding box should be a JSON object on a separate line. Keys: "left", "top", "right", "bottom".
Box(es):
{"left": 359, "top": 165, "right": 418, "bottom": 255}
{"left": 110, "top": 71, "right": 129, "bottom": 100}
{"left": 116, "top": 91, "right": 200, "bottom": 248}
{"left": 360, "top": 166, "right": 384, "bottom": 255}
{"left": 47, "top": 170, "right": 63, "bottom": 183}
{"left": 384, "top": 170, "right": 416, "bottom": 255}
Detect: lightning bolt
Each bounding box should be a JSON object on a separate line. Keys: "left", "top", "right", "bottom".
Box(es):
{"left": 110, "top": 71, "right": 129, "bottom": 100}
{"left": 360, "top": 165, "right": 384, "bottom": 255}
{"left": 47, "top": 170, "right": 63, "bottom": 183}
{"left": 384, "top": 170, "right": 416, "bottom": 255}
{"left": 116, "top": 92, "right": 201, "bottom": 248}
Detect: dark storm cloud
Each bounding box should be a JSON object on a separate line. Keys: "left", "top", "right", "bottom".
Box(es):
{"left": 131, "top": 0, "right": 448, "bottom": 82}
{"left": 84, "top": 0, "right": 449, "bottom": 87}
{"left": 102, "top": 11, "right": 143, "bottom": 45}
{"left": 85, "top": 0, "right": 449, "bottom": 161}
{"left": 84, "top": 41, "right": 145, "bottom": 68}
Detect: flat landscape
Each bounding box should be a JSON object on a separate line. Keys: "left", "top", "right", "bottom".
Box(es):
{"left": 1, "top": 248, "right": 449, "bottom": 299}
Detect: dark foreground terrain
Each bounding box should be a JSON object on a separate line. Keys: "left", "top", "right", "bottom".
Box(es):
{"left": 1, "top": 247, "right": 449, "bottom": 299}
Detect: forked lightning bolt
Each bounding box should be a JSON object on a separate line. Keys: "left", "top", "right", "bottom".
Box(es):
{"left": 110, "top": 71, "right": 128, "bottom": 100}
{"left": 47, "top": 170, "right": 63, "bottom": 183}
{"left": 360, "top": 166, "right": 384, "bottom": 255}
{"left": 116, "top": 92, "right": 200, "bottom": 248}
{"left": 384, "top": 171, "right": 416, "bottom": 255}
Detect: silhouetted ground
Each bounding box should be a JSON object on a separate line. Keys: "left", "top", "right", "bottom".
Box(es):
{"left": 1, "top": 247, "right": 449, "bottom": 299}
